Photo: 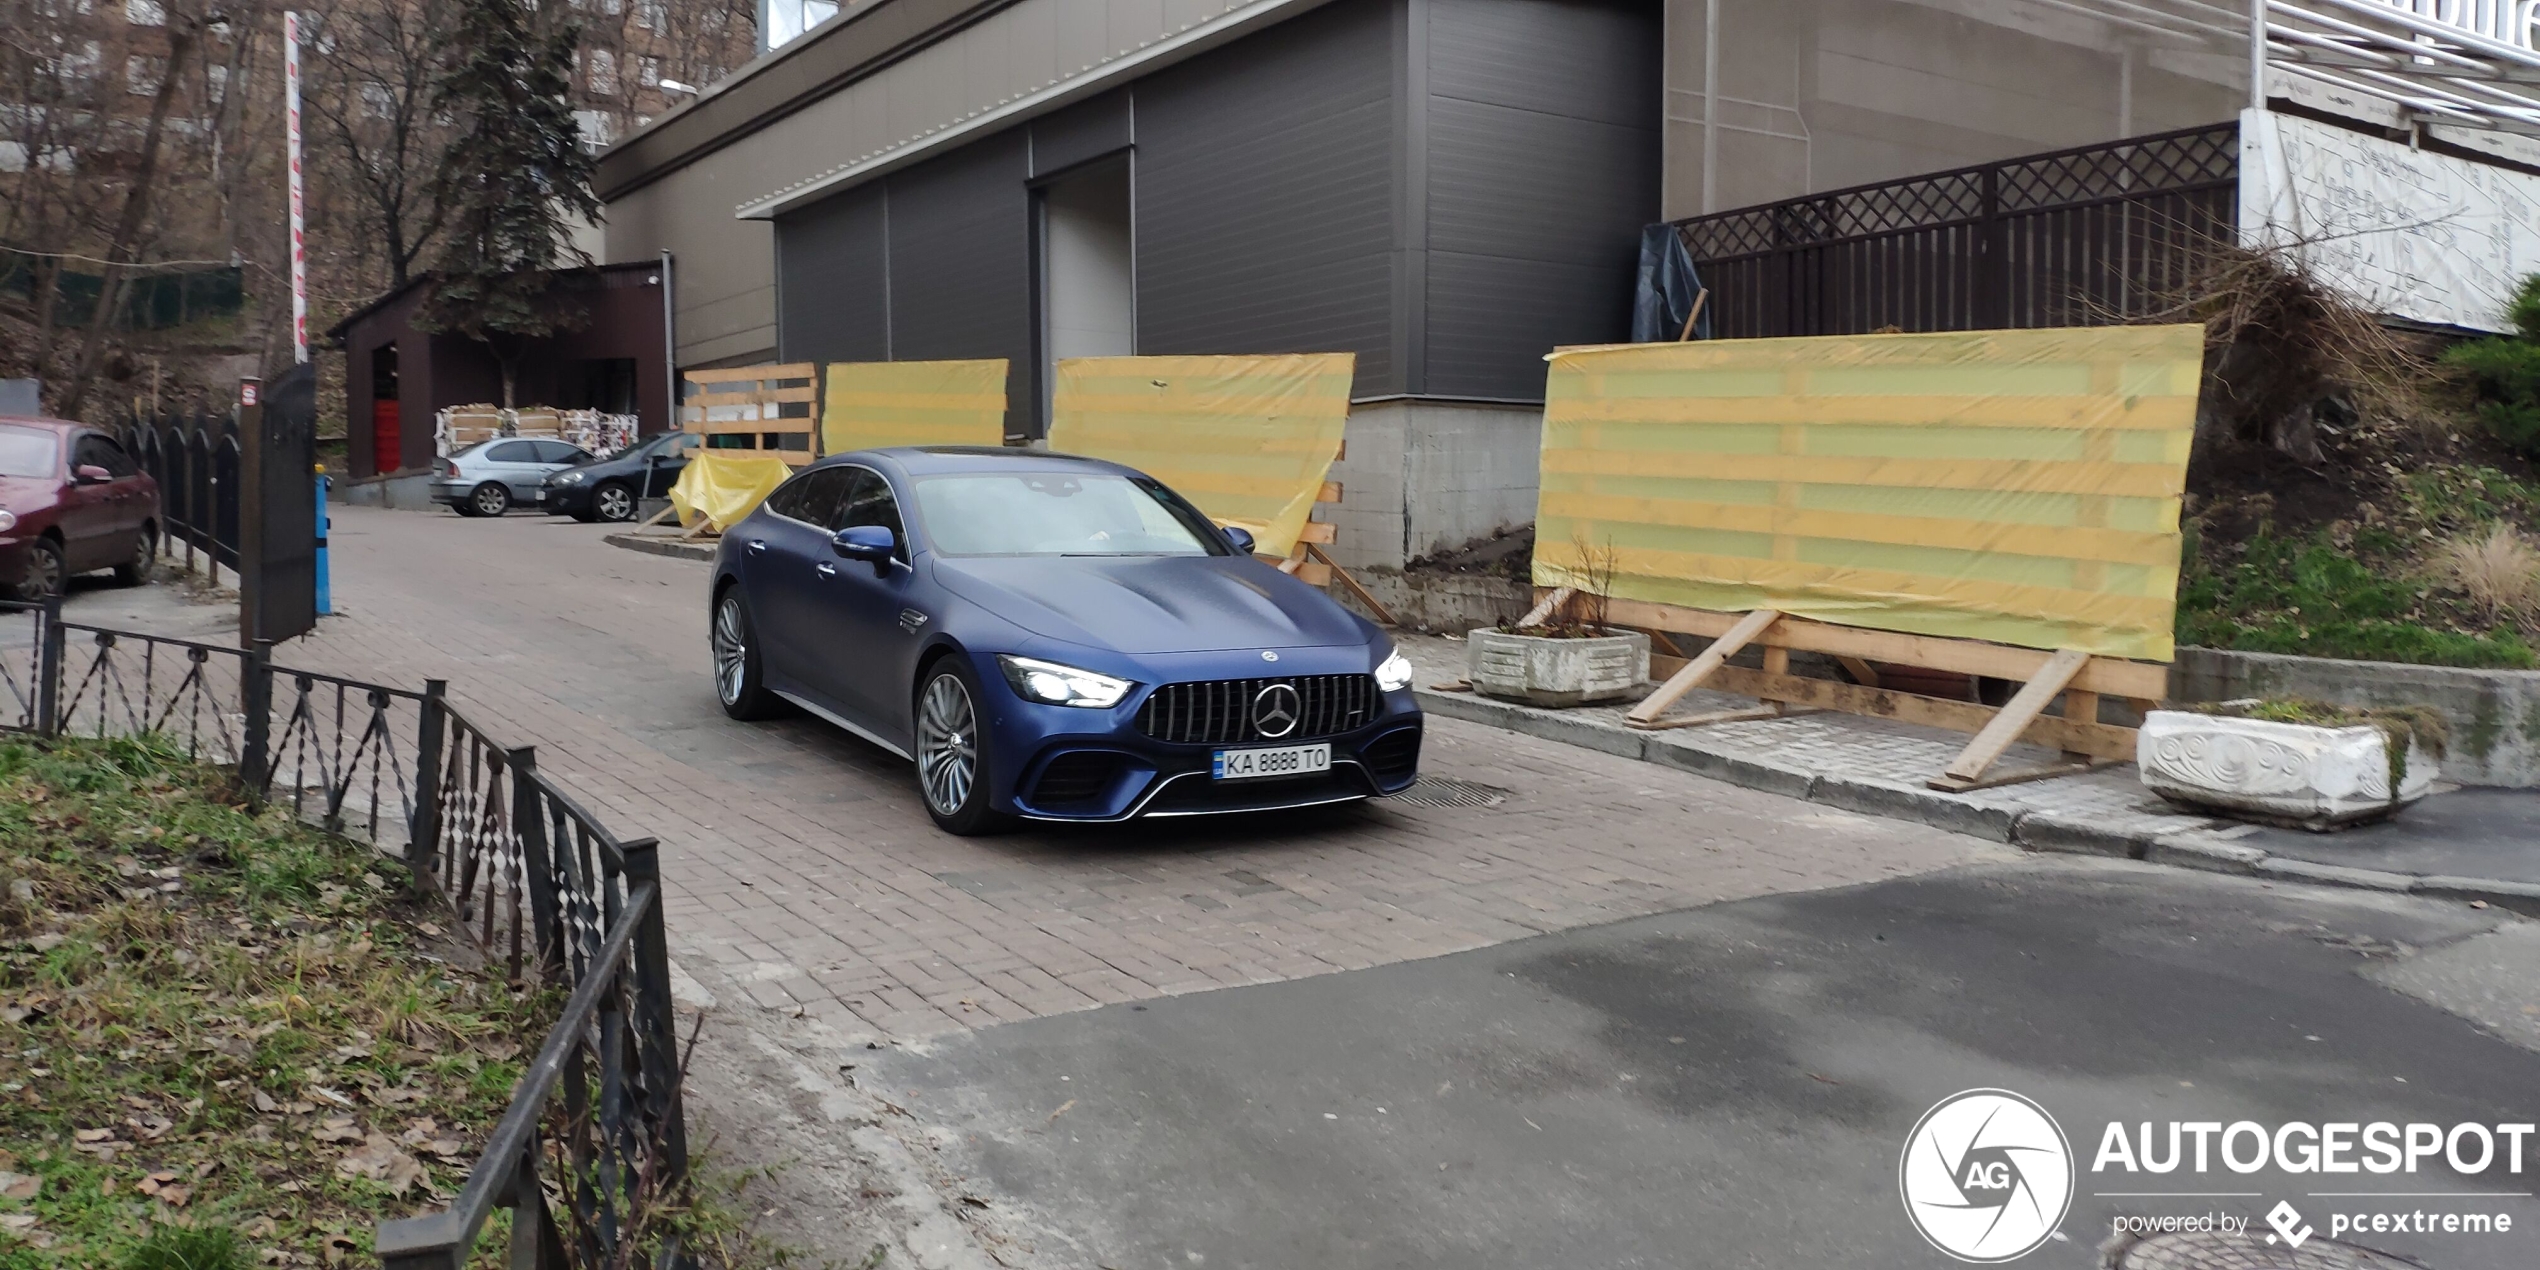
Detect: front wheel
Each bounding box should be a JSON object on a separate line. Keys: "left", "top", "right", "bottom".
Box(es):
{"left": 469, "top": 482, "right": 511, "bottom": 517}
{"left": 593, "top": 481, "right": 636, "bottom": 523}
{"left": 915, "top": 662, "right": 1013, "bottom": 836}
{"left": 16, "top": 537, "right": 66, "bottom": 601}
{"left": 711, "top": 590, "right": 783, "bottom": 721}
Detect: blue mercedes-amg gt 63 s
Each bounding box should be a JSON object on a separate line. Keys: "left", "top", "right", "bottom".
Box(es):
{"left": 707, "top": 446, "right": 1423, "bottom": 834}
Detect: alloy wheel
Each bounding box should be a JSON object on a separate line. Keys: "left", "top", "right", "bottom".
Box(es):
{"left": 22, "top": 541, "right": 63, "bottom": 600}
{"left": 712, "top": 596, "right": 748, "bottom": 706}
{"left": 472, "top": 484, "right": 509, "bottom": 516}
{"left": 596, "top": 484, "right": 634, "bottom": 521}
{"left": 917, "top": 673, "right": 979, "bottom": 815}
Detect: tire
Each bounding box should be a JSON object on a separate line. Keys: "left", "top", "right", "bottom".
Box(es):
{"left": 113, "top": 522, "right": 156, "bottom": 586}
{"left": 710, "top": 588, "right": 784, "bottom": 721}
{"left": 914, "top": 659, "right": 1014, "bottom": 836}
{"left": 592, "top": 481, "right": 636, "bottom": 523}
{"left": 15, "top": 536, "right": 66, "bottom": 602}
{"left": 469, "top": 482, "right": 511, "bottom": 517}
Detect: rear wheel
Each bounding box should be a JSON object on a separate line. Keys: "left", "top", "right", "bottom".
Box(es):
{"left": 916, "top": 661, "right": 1013, "bottom": 836}
{"left": 113, "top": 522, "right": 155, "bottom": 586}
{"left": 593, "top": 481, "right": 636, "bottom": 523}
{"left": 469, "top": 482, "right": 511, "bottom": 517}
{"left": 711, "top": 589, "right": 783, "bottom": 720}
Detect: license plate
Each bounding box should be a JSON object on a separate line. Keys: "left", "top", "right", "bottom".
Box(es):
{"left": 1213, "top": 742, "right": 1331, "bottom": 781}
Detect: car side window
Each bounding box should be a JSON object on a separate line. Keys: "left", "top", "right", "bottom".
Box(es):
{"left": 487, "top": 441, "right": 537, "bottom": 462}
{"left": 531, "top": 441, "right": 583, "bottom": 464}
{"left": 88, "top": 436, "right": 138, "bottom": 477}
{"left": 71, "top": 435, "right": 113, "bottom": 474}
{"left": 765, "top": 469, "right": 847, "bottom": 527}
{"left": 832, "top": 468, "right": 908, "bottom": 559}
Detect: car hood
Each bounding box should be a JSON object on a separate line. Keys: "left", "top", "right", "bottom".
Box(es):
{"left": 933, "top": 555, "right": 1367, "bottom": 654}
{"left": 0, "top": 475, "right": 58, "bottom": 512}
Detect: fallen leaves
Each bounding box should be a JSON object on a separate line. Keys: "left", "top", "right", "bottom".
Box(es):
{"left": 335, "top": 1133, "right": 426, "bottom": 1195}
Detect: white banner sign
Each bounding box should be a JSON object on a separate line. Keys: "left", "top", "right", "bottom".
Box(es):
{"left": 2240, "top": 108, "right": 2540, "bottom": 333}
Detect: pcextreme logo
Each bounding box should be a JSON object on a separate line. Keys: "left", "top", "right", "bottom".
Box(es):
{"left": 1899, "top": 1089, "right": 2077, "bottom": 1263}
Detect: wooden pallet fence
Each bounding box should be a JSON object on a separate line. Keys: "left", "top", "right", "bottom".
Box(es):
{"left": 681, "top": 363, "right": 821, "bottom": 463}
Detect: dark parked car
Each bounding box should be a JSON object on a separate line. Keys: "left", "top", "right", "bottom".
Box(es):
{"left": 709, "top": 447, "right": 1423, "bottom": 834}
{"left": 0, "top": 416, "right": 160, "bottom": 600}
{"left": 544, "top": 430, "right": 700, "bottom": 522}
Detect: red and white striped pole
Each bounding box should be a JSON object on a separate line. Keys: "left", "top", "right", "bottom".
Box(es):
{"left": 285, "top": 11, "right": 307, "bottom": 364}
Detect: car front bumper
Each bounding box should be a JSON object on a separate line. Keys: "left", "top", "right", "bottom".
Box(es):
{"left": 978, "top": 656, "right": 1425, "bottom": 821}
{"left": 542, "top": 481, "right": 597, "bottom": 513}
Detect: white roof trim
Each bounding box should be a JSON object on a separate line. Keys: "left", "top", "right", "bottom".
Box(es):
{"left": 732, "top": 0, "right": 1321, "bottom": 220}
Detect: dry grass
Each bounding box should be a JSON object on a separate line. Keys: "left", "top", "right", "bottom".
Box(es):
{"left": 2436, "top": 523, "right": 2540, "bottom": 620}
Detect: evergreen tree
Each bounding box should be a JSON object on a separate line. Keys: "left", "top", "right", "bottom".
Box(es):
{"left": 419, "top": 0, "right": 599, "bottom": 406}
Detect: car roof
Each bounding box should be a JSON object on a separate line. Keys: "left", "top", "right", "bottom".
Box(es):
{"left": 0, "top": 416, "right": 79, "bottom": 436}
{"left": 820, "top": 445, "right": 1141, "bottom": 480}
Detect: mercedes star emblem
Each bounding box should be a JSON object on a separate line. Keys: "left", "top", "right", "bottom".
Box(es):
{"left": 1251, "top": 682, "right": 1302, "bottom": 738}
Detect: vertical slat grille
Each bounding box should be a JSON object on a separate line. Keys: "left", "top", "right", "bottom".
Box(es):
{"left": 1134, "top": 675, "right": 1380, "bottom": 745}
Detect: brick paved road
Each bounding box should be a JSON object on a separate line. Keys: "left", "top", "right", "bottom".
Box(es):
{"left": 268, "top": 507, "right": 2006, "bottom": 1040}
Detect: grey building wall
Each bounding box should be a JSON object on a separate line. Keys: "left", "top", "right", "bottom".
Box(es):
{"left": 1421, "top": 0, "right": 1659, "bottom": 399}
{"left": 1662, "top": 0, "right": 2244, "bottom": 219}
{"left": 1132, "top": 0, "right": 1401, "bottom": 396}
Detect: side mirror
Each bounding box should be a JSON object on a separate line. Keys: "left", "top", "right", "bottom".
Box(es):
{"left": 74, "top": 464, "right": 112, "bottom": 485}
{"left": 1222, "top": 526, "right": 1256, "bottom": 555}
{"left": 831, "top": 524, "right": 896, "bottom": 563}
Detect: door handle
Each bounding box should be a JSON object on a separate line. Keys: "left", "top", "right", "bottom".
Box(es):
{"left": 814, "top": 562, "right": 838, "bottom": 578}
{"left": 745, "top": 539, "right": 767, "bottom": 554}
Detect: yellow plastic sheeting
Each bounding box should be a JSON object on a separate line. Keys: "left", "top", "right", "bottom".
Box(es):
{"left": 668, "top": 451, "right": 794, "bottom": 531}
{"left": 1047, "top": 353, "right": 1353, "bottom": 558}
{"left": 821, "top": 360, "right": 1010, "bottom": 454}
{"left": 1535, "top": 326, "right": 2204, "bottom": 662}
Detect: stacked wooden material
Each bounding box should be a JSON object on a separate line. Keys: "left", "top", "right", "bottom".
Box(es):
{"left": 1253, "top": 441, "right": 1398, "bottom": 626}
{"left": 681, "top": 364, "right": 821, "bottom": 464}
{"left": 507, "top": 407, "right": 563, "bottom": 438}
{"left": 434, "top": 405, "right": 505, "bottom": 456}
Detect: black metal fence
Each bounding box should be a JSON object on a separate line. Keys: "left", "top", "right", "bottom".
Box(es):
{"left": 122, "top": 408, "right": 244, "bottom": 579}
{"left": 0, "top": 602, "right": 687, "bottom": 1270}
{"left": 1669, "top": 122, "right": 2239, "bottom": 339}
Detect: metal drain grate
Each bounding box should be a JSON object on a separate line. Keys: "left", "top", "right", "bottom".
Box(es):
{"left": 2112, "top": 1232, "right": 2426, "bottom": 1270}
{"left": 1385, "top": 778, "right": 1510, "bottom": 809}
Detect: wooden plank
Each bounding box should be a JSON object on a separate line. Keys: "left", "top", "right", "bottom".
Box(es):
{"left": 1942, "top": 756, "right": 2119, "bottom": 792}
{"left": 1626, "top": 608, "right": 1781, "bottom": 727}
{"left": 1631, "top": 703, "right": 1790, "bottom": 732}
{"left": 1698, "top": 662, "right": 2137, "bottom": 761}
{"left": 1933, "top": 648, "right": 2093, "bottom": 787}
{"left": 1318, "top": 480, "right": 1343, "bottom": 503}
{"left": 1518, "top": 587, "right": 1573, "bottom": 628}
{"left": 1307, "top": 543, "right": 1401, "bottom": 627}
{"left": 1292, "top": 560, "right": 1333, "bottom": 586}
{"left": 1295, "top": 521, "right": 1338, "bottom": 545}
{"left": 684, "top": 363, "right": 815, "bottom": 383}
{"left": 1837, "top": 656, "right": 1882, "bottom": 688}
{"left": 1588, "top": 594, "right": 2169, "bottom": 699}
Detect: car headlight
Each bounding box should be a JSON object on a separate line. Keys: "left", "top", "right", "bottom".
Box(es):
{"left": 1375, "top": 648, "right": 1414, "bottom": 692}
{"left": 0, "top": 510, "right": 15, "bottom": 533}
{"left": 555, "top": 471, "right": 586, "bottom": 485}
{"left": 998, "top": 655, "right": 1134, "bottom": 708}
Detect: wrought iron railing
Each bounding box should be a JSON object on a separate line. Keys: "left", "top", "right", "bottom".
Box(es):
{"left": 1665, "top": 121, "right": 2240, "bottom": 339}
{"left": 0, "top": 600, "right": 687, "bottom": 1269}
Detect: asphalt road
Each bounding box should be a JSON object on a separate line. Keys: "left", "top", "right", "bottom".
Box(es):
{"left": 867, "top": 858, "right": 2540, "bottom": 1270}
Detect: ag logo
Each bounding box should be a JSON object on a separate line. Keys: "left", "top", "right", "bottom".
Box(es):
{"left": 1899, "top": 1089, "right": 2074, "bottom": 1263}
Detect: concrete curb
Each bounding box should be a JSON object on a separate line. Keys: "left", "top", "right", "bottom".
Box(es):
{"left": 1416, "top": 685, "right": 2538, "bottom": 914}
{"left": 605, "top": 533, "right": 716, "bottom": 562}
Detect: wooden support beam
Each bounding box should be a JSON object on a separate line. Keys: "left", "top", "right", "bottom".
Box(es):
{"left": 1631, "top": 703, "right": 1807, "bottom": 732}
{"left": 1306, "top": 543, "right": 1400, "bottom": 628}
{"left": 1837, "top": 656, "right": 1882, "bottom": 688}
{"left": 1930, "top": 648, "right": 2093, "bottom": 788}
{"left": 1294, "top": 521, "right": 1338, "bottom": 545}
{"left": 1626, "top": 609, "right": 1781, "bottom": 728}
{"left": 1580, "top": 593, "right": 2169, "bottom": 699}
{"left": 1696, "top": 662, "right": 2136, "bottom": 761}
{"left": 1518, "top": 587, "right": 1573, "bottom": 628}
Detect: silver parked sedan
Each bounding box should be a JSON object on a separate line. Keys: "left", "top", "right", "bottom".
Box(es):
{"left": 429, "top": 438, "right": 595, "bottom": 517}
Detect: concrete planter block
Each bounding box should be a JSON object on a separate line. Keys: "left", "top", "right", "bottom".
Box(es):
{"left": 1466, "top": 628, "right": 1648, "bottom": 707}
{"left": 2137, "top": 710, "right": 2437, "bottom": 830}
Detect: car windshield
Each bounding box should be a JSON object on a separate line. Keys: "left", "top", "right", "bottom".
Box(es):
{"left": 913, "top": 472, "right": 1225, "bottom": 557}
{"left": 0, "top": 426, "right": 57, "bottom": 479}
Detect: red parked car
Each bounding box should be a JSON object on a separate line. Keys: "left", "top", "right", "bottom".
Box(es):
{"left": 0, "top": 415, "right": 160, "bottom": 601}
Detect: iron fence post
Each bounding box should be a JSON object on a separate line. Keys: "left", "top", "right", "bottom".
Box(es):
{"left": 1977, "top": 163, "right": 2006, "bottom": 330}
{"left": 34, "top": 598, "right": 63, "bottom": 736}
{"left": 511, "top": 746, "right": 564, "bottom": 977}
{"left": 239, "top": 639, "right": 272, "bottom": 803}
{"left": 621, "top": 840, "right": 690, "bottom": 1189}
{"left": 409, "top": 679, "right": 448, "bottom": 886}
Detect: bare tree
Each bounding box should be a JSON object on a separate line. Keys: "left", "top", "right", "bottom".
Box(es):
{"left": 298, "top": 0, "right": 454, "bottom": 290}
